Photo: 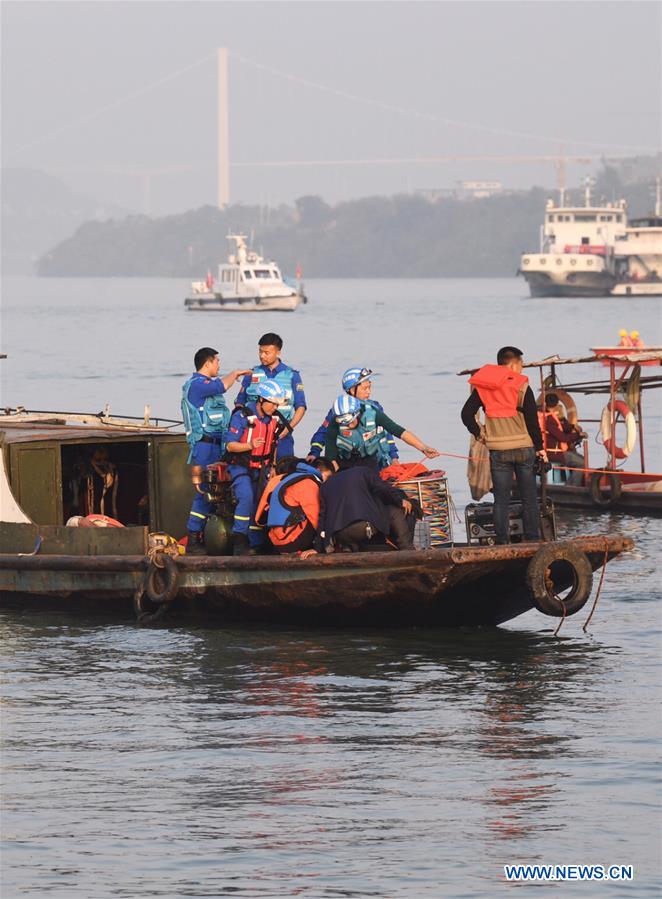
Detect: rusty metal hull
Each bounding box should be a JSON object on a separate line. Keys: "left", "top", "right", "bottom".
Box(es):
{"left": 0, "top": 536, "right": 632, "bottom": 627}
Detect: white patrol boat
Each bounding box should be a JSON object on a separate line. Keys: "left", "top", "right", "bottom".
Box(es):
{"left": 612, "top": 178, "right": 662, "bottom": 296}
{"left": 185, "top": 234, "right": 307, "bottom": 312}
{"left": 519, "top": 179, "right": 627, "bottom": 297}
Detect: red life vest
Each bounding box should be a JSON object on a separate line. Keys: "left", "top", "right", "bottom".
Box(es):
{"left": 234, "top": 406, "right": 279, "bottom": 469}
{"left": 468, "top": 365, "right": 529, "bottom": 418}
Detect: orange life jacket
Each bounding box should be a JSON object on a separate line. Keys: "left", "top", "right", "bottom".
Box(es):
{"left": 469, "top": 365, "right": 529, "bottom": 418}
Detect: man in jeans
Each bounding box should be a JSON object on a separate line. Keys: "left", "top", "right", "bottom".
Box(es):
{"left": 461, "top": 346, "right": 548, "bottom": 543}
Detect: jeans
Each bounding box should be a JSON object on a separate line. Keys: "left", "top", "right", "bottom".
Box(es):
{"left": 560, "top": 449, "right": 585, "bottom": 486}
{"left": 489, "top": 447, "right": 540, "bottom": 543}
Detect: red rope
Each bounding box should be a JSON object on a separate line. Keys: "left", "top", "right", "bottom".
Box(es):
{"left": 582, "top": 541, "right": 611, "bottom": 632}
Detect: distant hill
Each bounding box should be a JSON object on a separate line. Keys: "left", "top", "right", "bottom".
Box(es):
{"left": 34, "top": 161, "right": 661, "bottom": 278}
{"left": 1, "top": 168, "right": 126, "bottom": 274}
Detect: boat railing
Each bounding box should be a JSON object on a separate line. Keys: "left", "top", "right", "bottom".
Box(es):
{"left": 0, "top": 407, "right": 182, "bottom": 430}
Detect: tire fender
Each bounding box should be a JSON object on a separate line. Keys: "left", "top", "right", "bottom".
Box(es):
{"left": 145, "top": 554, "right": 179, "bottom": 605}
{"left": 589, "top": 471, "right": 623, "bottom": 508}
{"left": 526, "top": 543, "right": 593, "bottom": 617}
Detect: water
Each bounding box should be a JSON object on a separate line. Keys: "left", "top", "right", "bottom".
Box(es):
{"left": 1, "top": 277, "right": 661, "bottom": 896}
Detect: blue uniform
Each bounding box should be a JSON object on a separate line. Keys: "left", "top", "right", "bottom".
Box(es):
{"left": 226, "top": 403, "right": 276, "bottom": 549}
{"left": 237, "top": 361, "right": 306, "bottom": 459}
{"left": 184, "top": 373, "right": 228, "bottom": 534}
{"left": 308, "top": 400, "right": 399, "bottom": 461}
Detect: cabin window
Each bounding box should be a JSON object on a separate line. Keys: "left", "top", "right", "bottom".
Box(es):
{"left": 254, "top": 269, "right": 272, "bottom": 279}
{"left": 548, "top": 215, "right": 555, "bottom": 222}
{"left": 616, "top": 214, "right": 623, "bottom": 222}
{"left": 575, "top": 214, "right": 597, "bottom": 222}
{"left": 271, "top": 270, "right": 278, "bottom": 279}
{"left": 243, "top": 270, "right": 253, "bottom": 279}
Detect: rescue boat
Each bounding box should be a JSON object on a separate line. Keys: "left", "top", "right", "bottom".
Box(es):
{"left": 0, "top": 406, "right": 632, "bottom": 628}
{"left": 184, "top": 234, "right": 307, "bottom": 312}
{"left": 459, "top": 350, "right": 662, "bottom": 516}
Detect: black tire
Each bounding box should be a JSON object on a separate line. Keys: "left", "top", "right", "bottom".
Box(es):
{"left": 133, "top": 571, "right": 167, "bottom": 624}
{"left": 526, "top": 544, "right": 593, "bottom": 617}
{"left": 145, "top": 555, "right": 179, "bottom": 605}
{"left": 590, "top": 472, "right": 622, "bottom": 507}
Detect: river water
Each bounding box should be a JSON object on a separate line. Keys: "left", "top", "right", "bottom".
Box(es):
{"left": 1, "top": 277, "right": 661, "bottom": 896}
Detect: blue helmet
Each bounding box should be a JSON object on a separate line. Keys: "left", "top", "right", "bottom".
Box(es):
{"left": 255, "top": 379, "right": 286, "bottom": 404}
{"left": 342, "top": 367, "right": 377, "bottom": 392}
{"left": 333, "top": 393, "right": 361, "bottom": 425}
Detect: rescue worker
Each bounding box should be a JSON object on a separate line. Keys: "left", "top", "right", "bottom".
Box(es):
{"left": 256, "top": 458, "right": 335, "bottom": 554}
{"left": 461, "top": 346, "right": 547, "bottom": 544}
{"left": 225, "top": 379, "right": 287, "bottom": 556}
{"left": 307, "top": 367, "right": 398, "bottom": 462}
{"left": 543, "top": 393, "right": 586, "bottom": 487}
{"left": 317, "top": 464, "right": 416, "bottom": 552}
{"left": 236, "top": 333, "right": 306, "bottom": 459}
{"left": 618, "top": 329, "right": 633, "bottom": 347}
{"left": 630, "top": 330, "right": 644, "bottom": 348}
{"left": 324, "top": 394, "right": 439, "bottom": 470}
{"left": 181, "top": 347, "right": 251, "bottom": 554}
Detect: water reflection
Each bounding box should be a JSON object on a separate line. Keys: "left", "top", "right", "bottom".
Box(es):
{"left": 1, "top": 610, "right": 657, "bottom": 897}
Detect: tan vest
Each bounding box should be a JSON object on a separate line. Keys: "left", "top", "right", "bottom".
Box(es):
{"left": 483, "top": 385, "right": 533, "bottom": 451}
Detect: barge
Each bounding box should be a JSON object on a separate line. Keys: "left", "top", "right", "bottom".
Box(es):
{"left": 0, "top": 407, "right": 633, "bottom": 627}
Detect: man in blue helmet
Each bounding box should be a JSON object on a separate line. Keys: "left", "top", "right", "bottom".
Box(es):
{"left": 236, "top": 332, "right": 306, "bottom": 460}
{"left": 181, "top": 347, "right": 251, "bottom": 555}
{"left": 225, "top": 378, "right": 288, "bottom": 555}
{"left": 324, "top": 394, "right": 440, "bottom": 471}
{"left": 307, "top": 367, "right": 399, "bottom": 463}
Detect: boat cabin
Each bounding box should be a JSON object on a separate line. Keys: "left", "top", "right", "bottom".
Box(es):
{"left": 1, "top": 413, "right": 191, "bottom": 539}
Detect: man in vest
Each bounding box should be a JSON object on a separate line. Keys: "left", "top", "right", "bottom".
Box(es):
{"left": 236, "top": 332, "right": 306, "bottom": 459}
{"left": 543, "top": 393, "right": 586, "bottom": 487}
{"left": 225, "top": 379, "right": 287, "bottom": 556}
{"left": 461, "top": 346, "right": 547, "bottom": 544}
{"left": 256, "top": 458, "right": 335, "bottom": 554}
{"left": 181, "top": 347, "right": 251, "bottom": 554}
{"left": 307, "top": 367, "right": 399, "bottom": 463}
{"left": 324, "top": 394, "right": 439, "bottom": 471}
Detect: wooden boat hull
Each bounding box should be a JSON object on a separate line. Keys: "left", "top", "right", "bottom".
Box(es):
{"left": 0, "top": 536, "right": 633, "bottom": 627}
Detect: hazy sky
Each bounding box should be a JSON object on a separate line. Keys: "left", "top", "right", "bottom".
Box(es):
{"left": 2, "top": 1, "right": 660, "bottom": 215}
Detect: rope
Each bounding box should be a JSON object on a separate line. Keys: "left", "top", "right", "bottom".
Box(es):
{"left": 553, "top": 598, "right": 568, "bottom": 637}
{"left": 582, "top": 541, "right": 611, "bottom": 632}
{"left": 427, "top": 449, "right": 662, "bottom": 479}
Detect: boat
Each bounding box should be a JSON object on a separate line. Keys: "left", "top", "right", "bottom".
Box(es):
{"left": 518, "top": 179, "right": 627, "bottom": 298}
{"left": 0, "top": 407, "right": 632, "bottom": 628}
{"left": 460, "top": 351, "right": 662, "bottom": 516}
{"left": 611, "top": 178, "right": 662, "bottom": 296}
{"left": 184, "top": 234, "right": 307, "bottom": 312}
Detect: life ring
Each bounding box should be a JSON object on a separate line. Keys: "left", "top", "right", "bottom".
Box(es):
{"left": 526, "top": 544, "right": 593, "bottom": 617}
{"left": 144, "top": 554, "right": 179, "bottom": 605}
{"left": 600, "top": 399, "right": 636, "bottom": 459}
{"left": 536, "top": 387, "right": 577, "bottom": 424}
{"left": 79, "top": 514, "right": 124, "bottom": 528}
{"left": 589, "top": 472, "right": 622, "bottom": 507}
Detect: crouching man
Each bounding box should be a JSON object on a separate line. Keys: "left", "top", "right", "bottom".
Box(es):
{"left": 319, "top": 464, "right": 416, "bottom": 553}
{"left": 256, "top": 458, "right": 335, "bottom": 554}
